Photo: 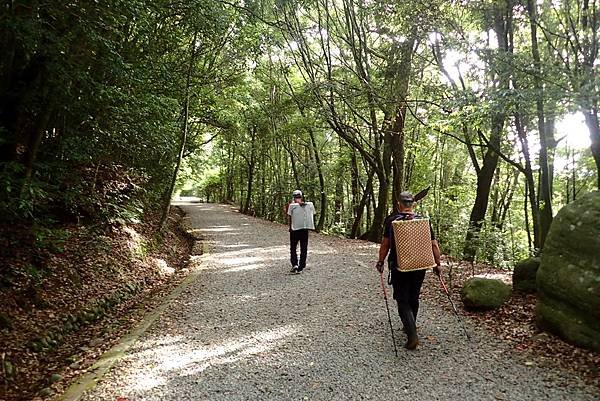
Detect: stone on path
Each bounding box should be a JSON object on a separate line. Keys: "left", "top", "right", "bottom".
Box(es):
{"left": 461, "top": 277, "right": 511, "bottom": 310}
{"left": 513, "top": 257, "right": 540, "bottom": 293}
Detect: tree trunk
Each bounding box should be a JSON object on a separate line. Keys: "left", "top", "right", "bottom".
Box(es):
{"left": 527, "top": 0, "right": 554, "bottom": 248}
{"left": 463, "top": 143, "right": 500, "bottom": 262}
{"left": 463, "top": 3, "right": 511, "bottom": 261}
{"left": 498, "top": 169, "right": 520, "bottom": 229}
{"left": 225, "top": 145, "right": 235, "bottom": 201}
{"left": 514, "top": 113, "right": 542, "bottom": 252}
{"left": 242, "top": 126, "right": 257, "bottom": 215}
{"left": 391, "top": 105, "right": 406, "bottom": 204}
{"left": 385, "top": 37, "right": 415, "bottom": 205}
{"left": 364, "top": 168, "right": 388, "bottom": 242}
{"left": 334, "top": 170, "right": 344, "bottom": 224}
{"left": 583, "top": 110, "right": 600, "bottom": 189}
{"left": 20, "top": 100, "right": 54, "bottom": 196}
{"left": 259, "top": 150, "right": 266, "bottom": 216}
{"left": 308, "top": 128, "right": 326, "bottom": 231}
{"left": 349, "top": 149, "right": 361, "bottom": 238}
{"left": 351, "top": 173, "right": 373, "bottom": 239}
{"left": 463, "top": 125, "right": 502, "bottom": 261}
{"left": 159, "top": 32, "right": 197, "bottom": 231}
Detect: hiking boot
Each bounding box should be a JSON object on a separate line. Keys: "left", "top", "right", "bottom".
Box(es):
{"left": 405, "top": 335, "right": 419, "bottom": 350}
{"left": 398, "top": 304, "right": 418, "bottom": 350}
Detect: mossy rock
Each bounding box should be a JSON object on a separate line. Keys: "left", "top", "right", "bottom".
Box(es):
{"left": 536, "top": 297, "right": 600, "bottom": 352}
{"left": 513, "top": 257, "right": 540, "bottom": 293}
{"left": 461, "top": 277, "right": 511, "bottom": 310}
{"left": 536, "top": 191, "right": 600, "bottom": 352}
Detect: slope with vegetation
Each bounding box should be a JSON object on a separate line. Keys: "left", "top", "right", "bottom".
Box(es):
{"left": 0, "top": 203, "right": 192, "bottom": 400}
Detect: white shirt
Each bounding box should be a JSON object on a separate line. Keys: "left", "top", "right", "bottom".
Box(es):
{"left": 287, "top": 202, "right": 316, "bottom": 231}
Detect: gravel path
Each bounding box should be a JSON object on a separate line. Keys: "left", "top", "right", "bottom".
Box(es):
{"left": 81, "top": 203, "right": 598, "bottom": 401}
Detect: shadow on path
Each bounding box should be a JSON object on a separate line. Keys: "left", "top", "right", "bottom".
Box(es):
{"left": 79, "top": 203, "right": 599, "bottom": 401}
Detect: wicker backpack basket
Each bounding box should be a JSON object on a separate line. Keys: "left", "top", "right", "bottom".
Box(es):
{"left": 392, "top": 218, "right": 436, "bottom": 272}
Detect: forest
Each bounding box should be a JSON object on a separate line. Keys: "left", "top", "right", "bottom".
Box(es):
{"left": 1, "top": 0, "right": 598, "bottom": 268}
{"left": 1, "top": 0, "right": 599, "bottom": 398}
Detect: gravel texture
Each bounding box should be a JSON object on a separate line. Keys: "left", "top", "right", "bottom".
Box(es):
{"left": 80, "top": 203, "right": 599, "bottom": 401}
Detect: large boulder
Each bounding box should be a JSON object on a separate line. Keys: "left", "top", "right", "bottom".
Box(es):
{"left": 536, "top": 191, "right": 600, "bottom": 352}
{"left": 461, "top": 277, "right": 511, "bottom": 310}
{"left": 513, "top": 257, "right": 540, "bottom": 293}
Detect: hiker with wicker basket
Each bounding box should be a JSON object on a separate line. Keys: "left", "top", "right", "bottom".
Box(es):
{"left": 375, "top": 191, "right": 442, "bottom": 350}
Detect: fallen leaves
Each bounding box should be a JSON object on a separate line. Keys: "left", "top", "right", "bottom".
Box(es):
{"left": 424, "top": 258, "right": 600, "bottom": 387}
{"left": 0, "top": 208, "right": 193, "bottom": 400}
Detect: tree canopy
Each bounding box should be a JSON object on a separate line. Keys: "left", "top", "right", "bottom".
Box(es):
{"left": 1, "top": 0, "right": 598, "bottom": 267}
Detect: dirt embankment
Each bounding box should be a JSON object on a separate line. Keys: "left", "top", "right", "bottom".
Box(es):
{"left": 0, "top": 207, "right": 195, "bottom": 401}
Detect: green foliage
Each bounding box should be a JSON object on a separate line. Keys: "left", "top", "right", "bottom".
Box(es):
{"left": 0, "top": 0, "right": 597, "bottom": 271}
{"left": 33, "top": 227, "right": 70, "bottom": 255}
{"left": 200, "top": 170, "right": 225, "bottom": 202}
{"left": 0, "top": 0, "right": 259, "bottom": 227}
{"left": 553, "top": 147, "right": 598, "bottom": 207}
{"left": 474, "top": 223, "right": 513, "bottom": 269}
{"left": 24, "top": 264, "right": 44, "bottom": 282}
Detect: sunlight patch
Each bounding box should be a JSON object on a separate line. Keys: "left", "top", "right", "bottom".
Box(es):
{"left": 128, "top": 325, "right": 299, "bottom": 392}
{"left": 132, "top": 334, "right": 184, "bottom": 351}
{"left": 232, "top": 294, "right": 257, "bottom": 300}
{"left": 177, "top": 325, "right": 299, "bottom": 376}
{"left": 215, "top": 245, "right": 288, "bottom": 257}
{"left": 133, "top": 373, "right": 166, "bottom": 391}
{"left": 475, "top": 272, "right": 512, "bottom": 285}
{"left": 221, "top": 256, "right": 262, "bottom": 266}
{"left": 222, "top": 263, "right": 265, "bottom": 273}
{"left": 122, "top": 226, "right": 142, "bottom": 250}
{"left": 197, "top": 227, "right": 237, "bottom": 232}
{"left": 152, "top": 257, "right": 175, "bottom": 275}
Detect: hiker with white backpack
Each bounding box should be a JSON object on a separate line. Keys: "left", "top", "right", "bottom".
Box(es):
{"left": 287, "top": 189, "right": 316, "bottom": 274}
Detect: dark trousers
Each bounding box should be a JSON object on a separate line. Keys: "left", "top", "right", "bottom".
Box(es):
{"left": 290, "top": 229, "right": 309, "bottom": 270}
{"left": 390, "top": 268, "right": 426, "bottom": 337}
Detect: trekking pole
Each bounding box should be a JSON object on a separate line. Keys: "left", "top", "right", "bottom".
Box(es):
{"left": 379, "top": 271, "right": 399, "bottom": 357}
{"left": 437, "top": 272, "right": 471, "bottom": 341}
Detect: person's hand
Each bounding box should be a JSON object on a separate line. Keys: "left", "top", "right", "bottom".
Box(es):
{"left": 375, "top": 261, "right": 385, "bottom": 274}
{"left": 433, "top": 264, "right": 442, "bottom": 276}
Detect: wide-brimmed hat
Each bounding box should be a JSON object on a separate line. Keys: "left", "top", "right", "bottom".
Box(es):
{"left": 292, "top": 190, "right": 303, "bottom": 198}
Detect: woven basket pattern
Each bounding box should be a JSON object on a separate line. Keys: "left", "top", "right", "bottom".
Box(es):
{"left": 392, "top": 219, "right": 436, "bottom": 272}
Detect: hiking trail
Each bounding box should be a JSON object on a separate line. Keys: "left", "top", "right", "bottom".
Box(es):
{"left": 75, "top": 203, "right": 598, "bottom": 401}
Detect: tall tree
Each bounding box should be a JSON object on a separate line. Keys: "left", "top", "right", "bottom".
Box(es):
{"left": 540, "top": 0, "right": 599, "bottom": 188}
{"left": 526, "top": 0, "right": 554, "bottom": 247}
{"left": 160, "top": 32, "right": 199, "bottom": 230}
